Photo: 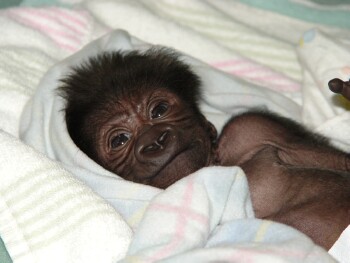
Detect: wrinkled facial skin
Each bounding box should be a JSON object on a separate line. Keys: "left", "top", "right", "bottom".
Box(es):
{"left": 91, "top": 88, "right": 217, "bottom": 189}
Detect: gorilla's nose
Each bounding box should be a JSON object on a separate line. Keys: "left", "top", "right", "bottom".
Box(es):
{"left": 135, "top": 124, "right": 177, "bottom": 162}
{"left": 142, "top": 130, "right": 169, "bottom": 153}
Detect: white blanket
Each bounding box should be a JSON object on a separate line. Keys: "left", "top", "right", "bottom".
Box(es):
{"left": 0, "top": 131, "right": 132, "bottom": 263}
{"left": 1, "top": 1, "right": 350, "bottom": 262}
{"left": 17, "top": 27, "right": 337, "bottom": 263}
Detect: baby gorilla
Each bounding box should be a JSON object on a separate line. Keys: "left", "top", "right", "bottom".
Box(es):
{"left": 59, "top": 49, "right": 350, "bottom": 250}
{"left": 59, "top": 49, "right": 217, "bottom": 189}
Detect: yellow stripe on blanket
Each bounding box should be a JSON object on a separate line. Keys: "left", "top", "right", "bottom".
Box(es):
{"left": 254, "top": 220, "right": 273, "bottom": 242}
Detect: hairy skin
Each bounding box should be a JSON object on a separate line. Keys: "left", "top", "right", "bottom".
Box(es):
{"left": 59, "top": 50, "right": 350, "bottom": 250}
{"left": 329, "top": 78, "right": 350, "bottom": 100}
{"left": 217, "top": 111, "right": 350, "bottom": 250}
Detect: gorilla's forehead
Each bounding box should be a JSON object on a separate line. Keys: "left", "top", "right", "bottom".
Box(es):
{"left": 113, "top": 86, "right": 175, "bottom": 107}
{"left": 95, "top": 87, "right": 183, "bottom": 125}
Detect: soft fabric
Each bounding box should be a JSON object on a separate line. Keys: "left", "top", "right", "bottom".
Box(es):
{"left": 329, "top": 225, "right": 350, "bottom": 263}
{"left": 0, "top": 131, "right": 132, "bottom": 263}
{"left": 1, "top": 1, "right": 350, "bottom": 262}
{"left": 0, "top": 236, "right": 12, "bottom": 263}
{"left": 19, "top": 29, "right": 335, "bottom": 263}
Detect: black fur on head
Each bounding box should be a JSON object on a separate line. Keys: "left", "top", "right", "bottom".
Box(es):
{"left": 57, "top": 48, "right": 202, "bottom": 157}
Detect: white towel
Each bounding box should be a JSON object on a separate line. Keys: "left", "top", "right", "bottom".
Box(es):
{"left": 0, "top": 130, "right": 132, "bottom": 263}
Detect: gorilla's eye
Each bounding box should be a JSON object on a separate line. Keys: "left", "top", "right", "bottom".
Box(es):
{"left": 151, "top": 102, "right": 169, "bottom": 119}
{"left": 111, "top": 133, "right": 130, "bottom": 149}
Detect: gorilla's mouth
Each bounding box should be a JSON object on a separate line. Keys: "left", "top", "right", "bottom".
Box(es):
{"left": 146, "top": 140, "right": 209, "bottom": 189}
{"left": 153, "top": 145, "right": 192, "bottom": 176}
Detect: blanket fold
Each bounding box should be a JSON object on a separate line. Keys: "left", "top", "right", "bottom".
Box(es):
{"left": 122, "top": 167, "right": 333, "bottom": 263}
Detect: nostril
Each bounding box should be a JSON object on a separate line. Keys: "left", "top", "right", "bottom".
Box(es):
{"left": 140, "top": 131, "right": 169, "bottom": 154}
{"left": 136, "top": 126, "right": 175, "bottom": 159}
{"left": 157, "top": 130, "right": 169, "bottom": 145}
{"left": 142, "top": 143, "right": 161, "bottom": 153}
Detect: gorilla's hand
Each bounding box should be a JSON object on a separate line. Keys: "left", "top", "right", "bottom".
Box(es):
{"left": 329, "top": 78, "right": 350, "bottom": 100}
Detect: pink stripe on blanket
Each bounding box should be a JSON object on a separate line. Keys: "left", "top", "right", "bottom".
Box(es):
{"left": 20, "top": 8, "right": 87, "bottom": 35}
{"left": 150, "top": 203, "right": 208, "bottom": 224}
{"left": 211, "top": 59, "right": 301, "bottom": 92}
{"left": 50, "top": 7, "right": 89, "bottom": 29}
{"left": 7, "top": 7, "right": 89, "bottom": 52}
{"left": 148, "top": 177, "right": 209, "bottom": 261}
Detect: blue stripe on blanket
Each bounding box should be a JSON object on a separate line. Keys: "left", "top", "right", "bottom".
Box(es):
{"left": 0, "top": 236, "right": 12, "bottom": 263}
{"left": 0, "top": 0, "right": 22, "bottom": 8}
{"left": 239, "top": 0, "right": 350, "bottom": 29}
{"left": 20, "top": 0, "right": 69, "bottom": 7}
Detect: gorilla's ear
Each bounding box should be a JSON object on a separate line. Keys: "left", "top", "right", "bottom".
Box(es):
{"left": 209, "top": 122, "right": 217, "bottom": 141}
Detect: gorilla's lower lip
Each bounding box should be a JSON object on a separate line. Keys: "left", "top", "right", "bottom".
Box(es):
{"left": 133, "top": 140, "right": 206, "bottom": 188}
{"left": 131, "top": 145, "right": 192, "bottom": 185}
{"left": 147, "top": 141, "right": 206, "bottom": 188}
{"left": 153, "top": 146, "right": 191, "bottom": 177}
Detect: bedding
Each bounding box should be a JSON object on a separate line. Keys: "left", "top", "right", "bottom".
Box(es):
{"left": 0, "top": 1, "right": 350, "bottom": 262}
